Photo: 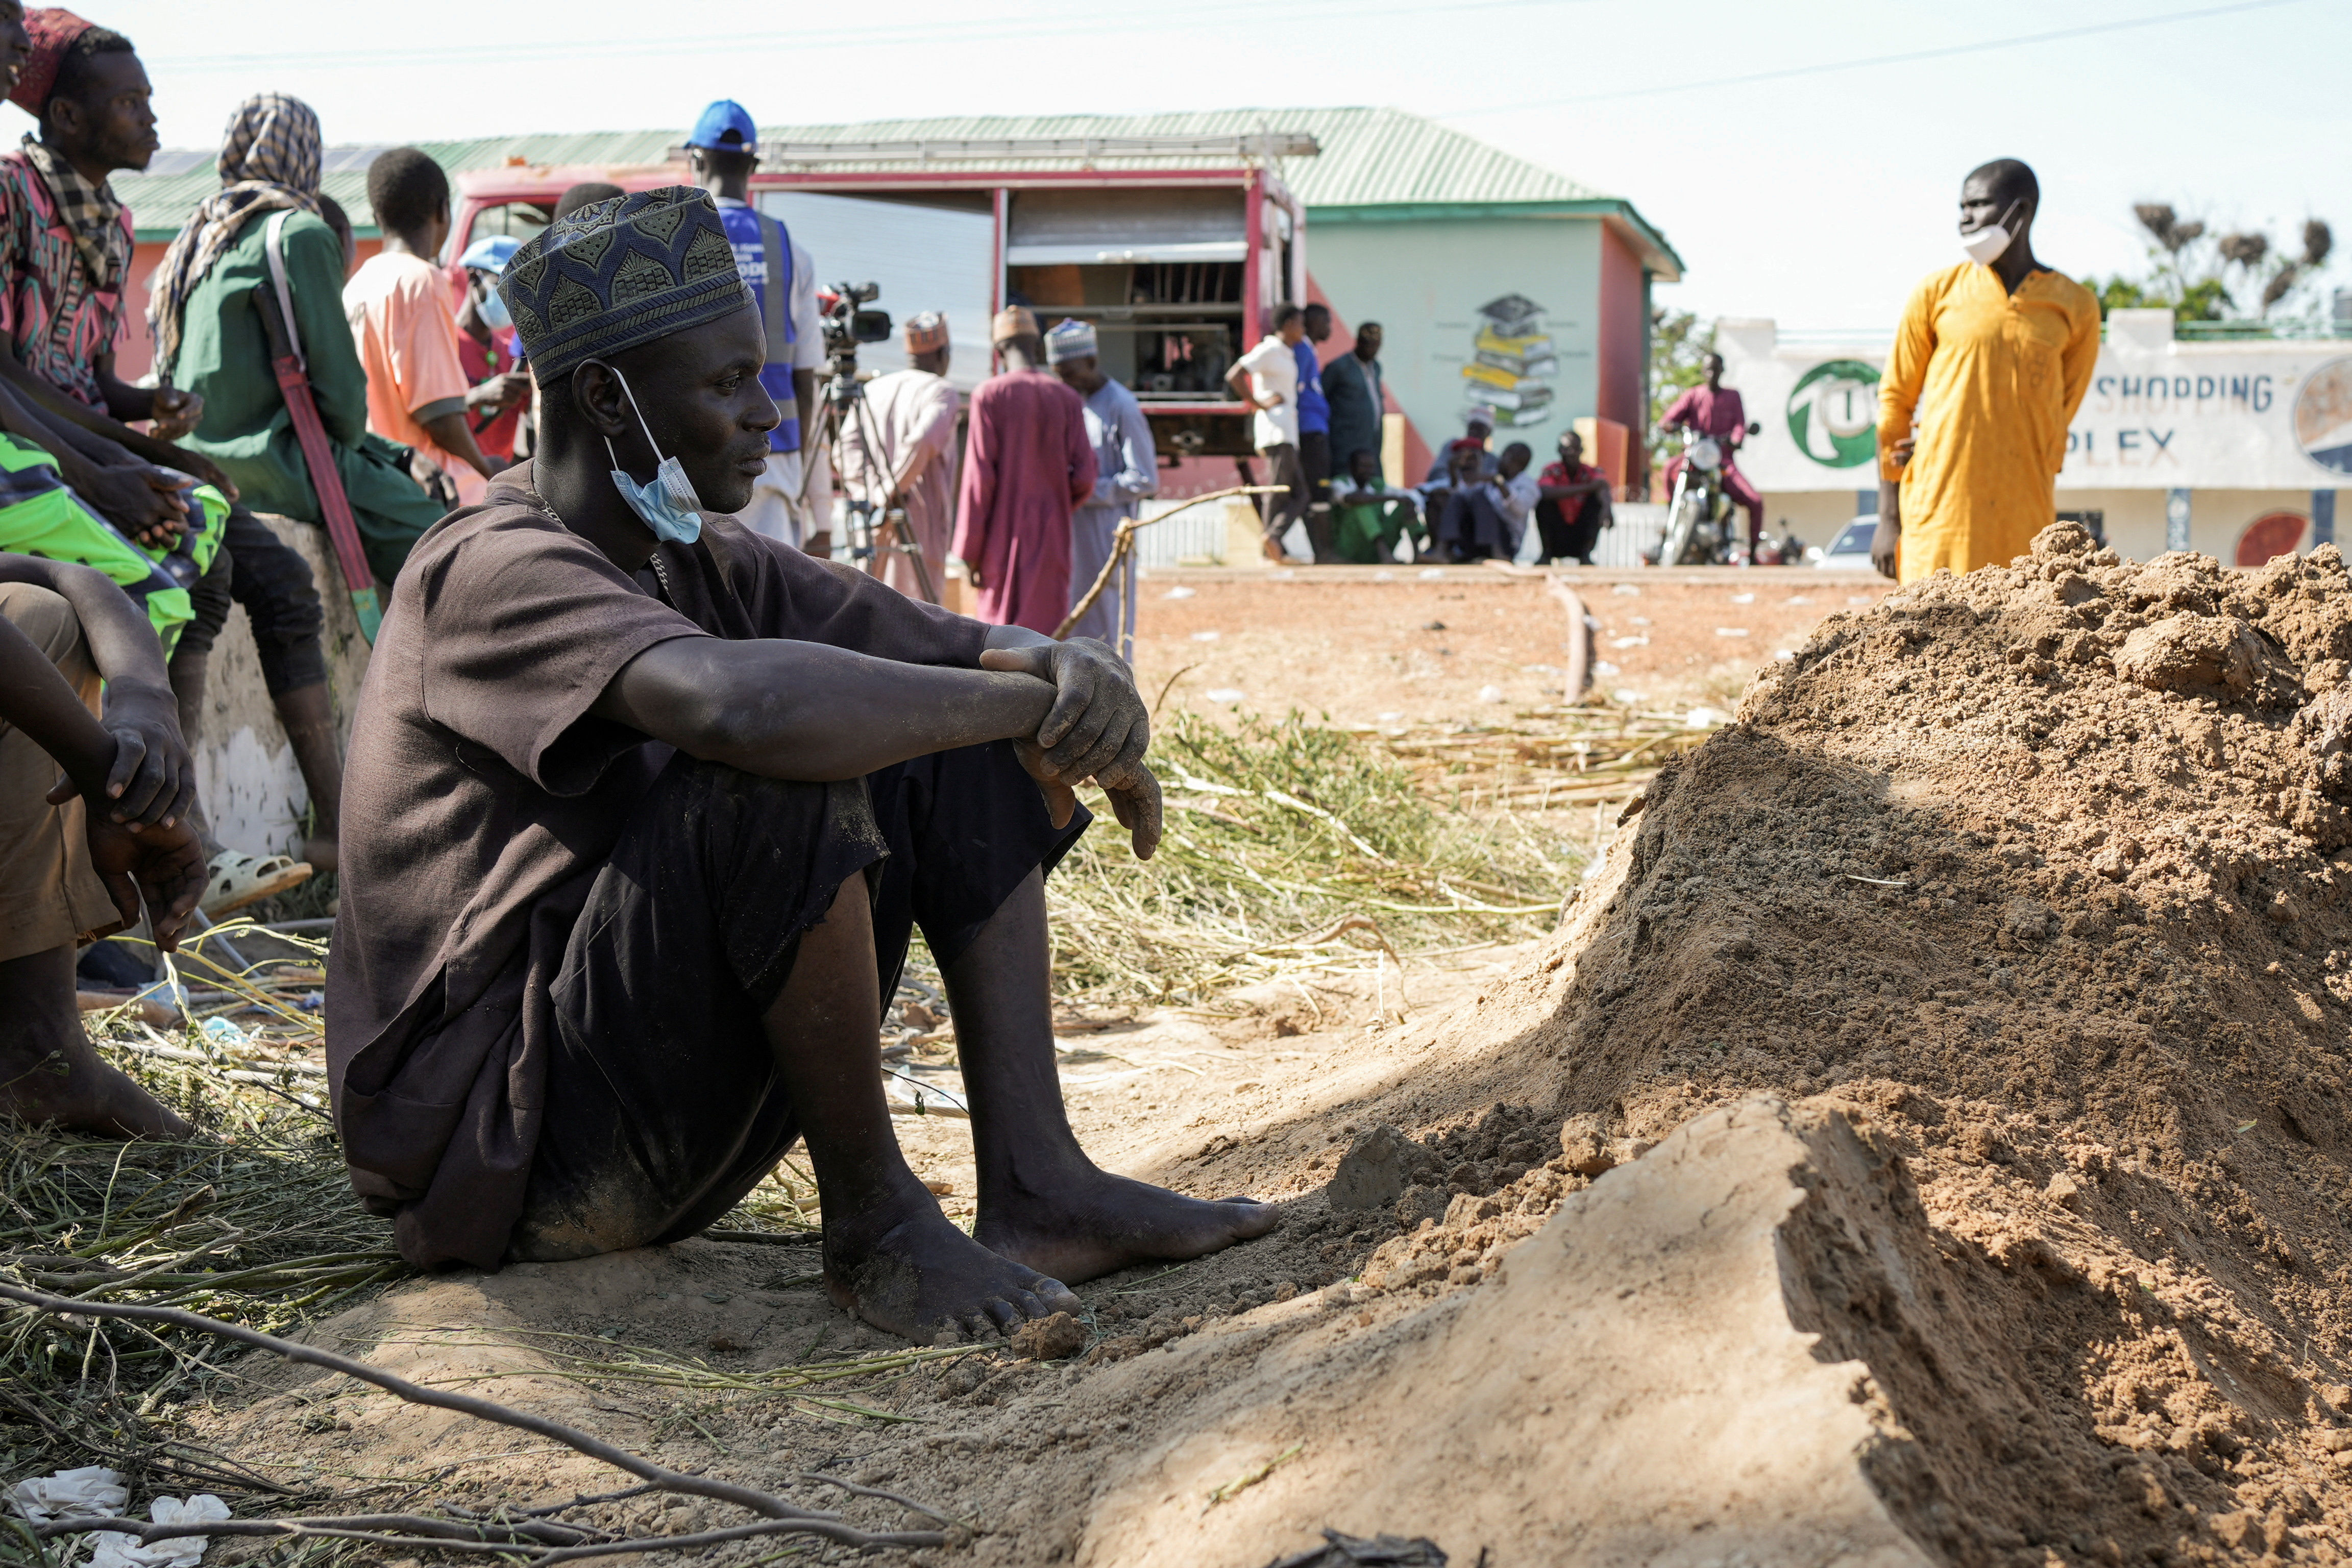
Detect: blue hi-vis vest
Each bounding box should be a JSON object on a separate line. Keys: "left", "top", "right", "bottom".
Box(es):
{"left": 716, "top": 202, "right": 801, "bottom": 454}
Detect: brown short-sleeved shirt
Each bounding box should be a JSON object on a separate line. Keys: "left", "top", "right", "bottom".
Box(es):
{"left": 326, "top": 464, "right": 990, "bottom": 1268}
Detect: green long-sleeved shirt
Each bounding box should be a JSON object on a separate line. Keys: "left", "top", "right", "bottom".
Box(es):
{"left": 158, "top": 209, "right": 442, "bottom": 584}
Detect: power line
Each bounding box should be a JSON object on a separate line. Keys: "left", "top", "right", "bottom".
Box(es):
{"left": 1443, "top": 0, "right": 2305, "bottom": 116}
{"left": 163, "top": 0, "right": 1585, "bottom": 75}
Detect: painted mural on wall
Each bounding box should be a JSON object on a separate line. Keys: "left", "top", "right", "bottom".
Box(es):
{"left": 1459, "top": 293, "right": 1557, "bottom": 428}
{"left": 1722, "top": 324, "right": 2352, "bottom": 492}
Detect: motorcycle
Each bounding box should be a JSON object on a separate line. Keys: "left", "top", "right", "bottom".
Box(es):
{"left": 1655, "top": 421, "right": 1761, "bottom": 566}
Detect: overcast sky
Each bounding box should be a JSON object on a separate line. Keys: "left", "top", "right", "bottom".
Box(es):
{"left": 98, "top": 0, "right": 2352, "bottom": 333}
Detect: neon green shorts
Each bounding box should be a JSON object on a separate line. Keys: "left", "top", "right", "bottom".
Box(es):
{"left": 0, "top": 434, "right": 228, "bottom": 654}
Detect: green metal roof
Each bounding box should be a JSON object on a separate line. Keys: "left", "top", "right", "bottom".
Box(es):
{"left": 113, "top": 107, "right": 1682, "bottom": 276}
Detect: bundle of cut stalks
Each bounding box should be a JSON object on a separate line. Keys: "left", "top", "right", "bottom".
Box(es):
{"left": 1047, "top": 708, "right": 1595, "bottom": 1006}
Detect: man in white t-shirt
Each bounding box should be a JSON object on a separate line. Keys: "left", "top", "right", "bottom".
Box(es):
{"left": 1225, "top": 304, "right": 1307, "bottom": 564}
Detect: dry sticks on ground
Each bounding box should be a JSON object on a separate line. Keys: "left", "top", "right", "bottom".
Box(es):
{"left": 0, "top": 1283, "right": 948, "bottom": 1562}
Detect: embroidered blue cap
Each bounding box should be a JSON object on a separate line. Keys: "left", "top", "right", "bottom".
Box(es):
{"left": 495, "top": 186, "right": 751, "bottom": 382}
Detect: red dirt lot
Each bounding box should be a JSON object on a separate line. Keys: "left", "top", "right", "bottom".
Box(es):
{"left": 1131, "top": 564, "right": 1894, "bottom": 724}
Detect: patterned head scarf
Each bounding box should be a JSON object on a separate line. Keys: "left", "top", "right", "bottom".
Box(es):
{"left": 496, "top": 186, "right": 749, "bottom": 383}
{"left": 6, "top": 9, "right": 93, "bottom": 116}
{"left": 146, "top": 92, "right": 322, "bottom": 374}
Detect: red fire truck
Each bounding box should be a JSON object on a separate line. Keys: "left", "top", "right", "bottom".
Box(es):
{"left": 446, "top": 131, "right": 1315, "bottom": 462}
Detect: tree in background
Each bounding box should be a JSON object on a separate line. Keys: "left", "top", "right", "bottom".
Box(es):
{"left": 2084, "top": 205, "right": 2333, "bottom": 323}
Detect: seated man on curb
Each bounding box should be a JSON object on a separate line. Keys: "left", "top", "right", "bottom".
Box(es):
{"left": 1433, "top": 440, "right": 1537, "bottom": 562}
{"left": 1331, "top": 448, "right": 1424, "bottom": 565}
{"left": 0, "top": 550, "right": 207, "bottom": 1140}
{"left": 326, "top": 189, "right": 1277, "bottom": 1343}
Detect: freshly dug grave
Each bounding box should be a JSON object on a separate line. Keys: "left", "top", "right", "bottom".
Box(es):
{"left": 179, "top": 527, "right": 2352, "bottom": 1566}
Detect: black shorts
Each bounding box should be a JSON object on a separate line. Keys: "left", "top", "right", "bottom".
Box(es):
{"left": 508, "top": 740, "right": 1088, "bottom": 1261}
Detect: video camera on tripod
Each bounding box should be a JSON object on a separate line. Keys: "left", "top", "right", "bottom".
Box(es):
{"left": 811, "top": 282, "right": 941, "bottom": 603}
{"left": 819, "top": 280, "right": 891, "bottom": 371}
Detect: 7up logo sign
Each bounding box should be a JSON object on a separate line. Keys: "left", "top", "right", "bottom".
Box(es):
{"left": 1787, "top": 360, "right": 1881, "bottom": 469}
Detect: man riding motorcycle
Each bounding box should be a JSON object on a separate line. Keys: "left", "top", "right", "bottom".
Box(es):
{"left": 1658, "top": 353, "right": 1763, "bottom": 557}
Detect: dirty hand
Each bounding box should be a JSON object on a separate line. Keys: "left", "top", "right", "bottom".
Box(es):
{"left": 1870, "top": 516, "right": 1901, "bottom": 581}
{"left": 979, "top": 633, "right": 1149, "bottom": 796}
{"left": 84, "top": 813, "right": 207, "bottom": 950}
{"left": 48, "top": 692, "right": 197, "bottom": 828}
{"left": 148, "top": 385, "right": 204, "bottom": 440}
{"left": 1098, "top": 757, "right": 1163, "bottom": 860}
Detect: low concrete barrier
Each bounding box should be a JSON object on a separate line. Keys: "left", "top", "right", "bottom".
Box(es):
{"left": 186, "top": 513, "right": 372, "bottom": 859}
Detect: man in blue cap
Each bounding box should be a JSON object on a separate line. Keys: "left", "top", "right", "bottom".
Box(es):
{"left": 685, "top": 99, "right": 827, "bottom": 554}
{"left": 454, "top": 234, "right": 533, "bottom": 468}
{"left": 328, "top": 187, "right": 1276, "bottom": 1339}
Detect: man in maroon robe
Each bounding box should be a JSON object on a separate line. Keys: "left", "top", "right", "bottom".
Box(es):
{"left": 951, "top": 308, "right": 1096, "bottom": 634}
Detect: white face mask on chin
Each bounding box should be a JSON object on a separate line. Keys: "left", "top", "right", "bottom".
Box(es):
{"left": 1961, "top": 200, "right": 2024, "bottom": 265}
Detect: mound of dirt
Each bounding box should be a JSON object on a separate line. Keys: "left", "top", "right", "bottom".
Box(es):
{"left": 1518, "top": 527, "right": 2352, "bottom": 1563}
{"left": 1090, "top": 528, "right": 2352, "bottom": 1563}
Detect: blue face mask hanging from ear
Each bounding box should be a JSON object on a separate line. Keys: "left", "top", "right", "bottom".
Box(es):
{"left": 600, "top": 364, "right": 705, "bottom": 545}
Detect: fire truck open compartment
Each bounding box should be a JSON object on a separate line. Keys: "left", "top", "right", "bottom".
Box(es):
{"left": 447, "top": 133, "right": 1314, "bottom": 461}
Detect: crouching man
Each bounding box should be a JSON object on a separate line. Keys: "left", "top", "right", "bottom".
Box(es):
{"left": 325, "top": 188, "right": 1275, "bottom": 1341}
{"left": 0, "top": 552, "right": 206, "bottom": 1139}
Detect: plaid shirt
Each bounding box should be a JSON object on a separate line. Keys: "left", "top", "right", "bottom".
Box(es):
{"left": 0, "top": 146, "right": 133, "bottom": 409}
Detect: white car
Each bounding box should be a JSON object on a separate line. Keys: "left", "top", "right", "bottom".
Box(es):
{"left": 1810, "top": 516, "right": 1878, "bottom": 571}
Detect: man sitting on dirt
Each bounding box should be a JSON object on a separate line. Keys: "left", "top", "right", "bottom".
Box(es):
{"left": 326, "top": 188, "right": 1277, "bottom": 1342}
{"left": 0, "top": 550, "right": 206, "bottom": 1140}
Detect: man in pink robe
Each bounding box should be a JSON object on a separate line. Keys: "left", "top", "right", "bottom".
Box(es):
{"left": 951, "top": 308, "right": 1095, "bottom": 634}
{"left": 1658, "top": 353, "right": 1763, "bottom": 550}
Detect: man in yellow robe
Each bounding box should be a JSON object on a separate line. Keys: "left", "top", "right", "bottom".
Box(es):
{"left": 1873, "top": 159, "right": 2099, "bottom": 583}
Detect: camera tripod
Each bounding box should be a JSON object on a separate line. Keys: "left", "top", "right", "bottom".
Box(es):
{"left": 813, "top": 347, "right": 938, "bottom": 604}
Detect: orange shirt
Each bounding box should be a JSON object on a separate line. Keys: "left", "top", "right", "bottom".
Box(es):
{"left": 1877, "top": 263, "right": 2099, "bottom": 583}
{"left": 342, "top": 251, "right": 484, "bottom": 507}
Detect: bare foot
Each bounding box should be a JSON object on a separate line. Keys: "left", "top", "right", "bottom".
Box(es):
{"left": 824, "top": 1180, "right": 1082, "bottom": 1342}
{"left": 2, "top": 947, "right": 191, "bottom": 1140}
{"left": 974, "top": 1160, "right": 1280, "bottom": 1285}
{"left": 2, "top": 1039, "right": 192, "bottom": 1139}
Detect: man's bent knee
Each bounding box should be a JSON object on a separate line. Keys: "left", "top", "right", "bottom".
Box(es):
{"left": 0, "top": 582, "right": 82, "bottom": 662}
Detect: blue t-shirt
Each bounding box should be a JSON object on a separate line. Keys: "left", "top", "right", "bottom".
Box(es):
{"left": 1293, "top": 337, "right": 1329, "bottom": 435}
{"left": 715, "top": 202, "right": 801, "bottom": 454}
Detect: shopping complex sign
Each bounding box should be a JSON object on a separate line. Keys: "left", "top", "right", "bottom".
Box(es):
{"left": 1721, "top": 322, "right": 2352, "bottom": 491}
